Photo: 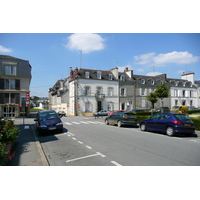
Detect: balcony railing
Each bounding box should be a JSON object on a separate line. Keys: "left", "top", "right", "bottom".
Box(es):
{"left": 95, "top": 93, "right": 105, "bottom": 100}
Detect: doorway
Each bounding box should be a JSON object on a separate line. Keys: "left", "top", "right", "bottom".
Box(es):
{"left": 3, "top": 106, "right": 15, "bottom": 118}
{"left": 97, "top": 101, "right": 102, "bottom": 112}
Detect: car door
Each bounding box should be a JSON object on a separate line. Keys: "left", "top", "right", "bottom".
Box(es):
{"left": 156, "top": 113, "right": 170, "bottom": 131}
{"left": 146, "top": 113, "right": 161, "bottom": 130}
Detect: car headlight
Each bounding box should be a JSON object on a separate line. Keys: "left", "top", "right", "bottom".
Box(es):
{"left": 56, "top": 122, "right": 63, "bottom": 126}
{"left": 40, "top": 125, "right": 47, "bottom": 128}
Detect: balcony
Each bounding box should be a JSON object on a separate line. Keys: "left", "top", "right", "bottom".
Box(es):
{"left": 95, "top": 93, "right": 105, "bottom": 101}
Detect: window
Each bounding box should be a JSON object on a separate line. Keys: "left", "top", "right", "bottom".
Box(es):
{"left": 182, "top": 82, "right": 186, "bottom": 87}
{"left": 5, "top": 65, "right": 16, "bottom": 76}
{"left": 85, "top": 102, "right": 91, "bottom": 112}
{"left": 121, "top": 103, "right": 125, "bottom": 110}
{"left": 85, "top": 86, "right": 90, "bottom": 95}
{"left": 85, "top": 72, "right": 89, "bottom": 78}
{"left": 151, "top": 79, "right": 155, "bottom": 85}
{"left": 4, "top": 79, "right": 19, "bottom": 90}
{"left": 107, "top": 102, "right": 114, "bottom": 111}
{"left": 141, "top": 79, "right": 145, "bottom": 84}
{"left": 120, "top": 75, "right": 125, "bottom": 81}
{"left": 150, "top": 114, "right": 161, "bottom": 120}
{"left": 97, "top": 71, "right": 101, "bottom": 79}
{"left": 183, "top": 90, "right": 185, "bottom": 97}
{"left": 2, "top": 93, "right": 20, "bottom": 104}
{"left": 190, "top": 90, "right": 193, "bottom": 97}
{"left": 142, "top": 99, "right": 146, "bottom": 107}
{"left": 97, "top": 87, "right": 102, "bottom": 94}
{"left": 120, "top": 88, "right": 126, "bottom": 96}
{"left": 190, "top": 100, "right": 193, "bottom": 107}
{"left": 175, "top": 100, "right": 178, "bottom": 106}
{"left": 108, "top": 87, "right": 113, "bottom": 96}
{"left": 174, "top": 89, "right": 178, "bottom": 97}
{"left": 141, "top": 88, "right": 145, "bottom": 96}
{"left": 109, "top": 74, "right": 112, "bottom": 80}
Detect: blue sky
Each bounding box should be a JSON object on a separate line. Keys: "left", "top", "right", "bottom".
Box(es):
{"left": 0, "top": 33, "right": 200, "bottom": 97}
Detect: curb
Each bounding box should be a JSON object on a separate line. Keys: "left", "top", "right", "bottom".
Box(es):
{"left": 31, "top": 126, "right": 49, "bottom": 166}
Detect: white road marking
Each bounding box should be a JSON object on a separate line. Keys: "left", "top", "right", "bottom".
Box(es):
{"left": 190, "top": 139, "right": 200, "bottom": 144}
{"left": 72, "top": 137, "right": 77, "bottom": 140}
{"left": 96, "top": 152, "right": 106, "bottom": 157}
{"left": 64, "top": 122, "right": 72, "bottom": 125}
{"left": 72, "top": 122, "right": 80, "bottom": 124}
{"left": 78, "top": 141, "right": 83, "bottom": 144}
{"left": 111, "top": 161, "right": 122, "bottom": 166}
{"left": 24, "top": 125, "right": 29, "bottom": 129}
{"left": 87, "top": 121, "right": 97, "bottom": 124}
{"left": 66, "top": 153, "right": 100, "bottom": 163}
{"left": 86, "top": 145, "right": 92, "bottom": 149}
{"left": 80, "top": 121, "right": 90, "bottom": 124}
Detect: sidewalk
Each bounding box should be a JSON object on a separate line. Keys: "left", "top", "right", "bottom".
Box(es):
{"left": 7, "top": 124, "right": 48, "bottom": 166}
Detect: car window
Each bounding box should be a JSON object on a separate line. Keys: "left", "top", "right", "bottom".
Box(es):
{"left": 39, "top": 112, "right": 58, "bottom": 120}
{"left": 160, "top": 114, "right": 170, "bottom": 120}
{"left": 175, "top": 114, "right": 190, "bottom": 121}
{"left": 124, "top": 113, "right": 136, "bottom": 118}
{"left": 150, "top": 114, "right": 161, "bottom": 120}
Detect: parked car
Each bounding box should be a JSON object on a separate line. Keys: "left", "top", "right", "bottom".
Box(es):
{"left": 130, "top": 109, "right": 146, "bottom": 113}
{"left": 156, "top": 107, "right": 170, "bottom": 112}
{"left": 188, "top": 106, "right": 198, "bottom": 110}
{"left": 108, "top": 110, "right": 125, "bottom": 115}
{"left": 140, "top": 113, "right": 195, "bottom": 136}
{"left": 93, "top": 110, "right": 110, "bottom": 116}
{"left": 57, "top": 111, "right": 66, "bottom": 117}
{"left": 34, "top": 110, "right": 63, "bottom": 135}
{"left": 105, "top": 112, "right": 138, "bottom": 127}
{"left": 170, "top": 105, "right": 189, "bottom": 113}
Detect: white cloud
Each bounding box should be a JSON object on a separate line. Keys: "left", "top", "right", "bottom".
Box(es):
{"left": 146, "top": 72, "right": 162, "bottom": 76}
{"left": 65, "top": 33, "right": 105, "bottom": 53}
{"left": 134, "top": 51, "right": 200, "bottom": 66}
{"left": 0, "top": 45, "right": 12, "bottom": 53}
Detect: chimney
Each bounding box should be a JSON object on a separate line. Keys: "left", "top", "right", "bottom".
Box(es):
{"left": 70, "top": 69, "right": 73, "bottom": 80}
{"left": 124, "top": 67, "right": 129, "bottom": 72}
{"left": 74, "top": 67, "right": 79, "bottom": 76}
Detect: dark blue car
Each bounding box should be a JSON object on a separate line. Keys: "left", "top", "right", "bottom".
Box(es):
{"left": 34, "top": 110, "right": 63, "bottom": 135}
{"left": 139, "top": 113, "right": 195, "bottom": 136}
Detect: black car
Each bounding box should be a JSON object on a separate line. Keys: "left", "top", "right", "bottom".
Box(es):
{"left": 156, "top": 107, "right": 170, "bottom": 112}
{"left": 34, "top": 110, "right": 63, "bottom": 135}
{"left": 105, "top": 112, "right": 138, "bottom": 127}
{"left": 140, "top": 113, "right": 195, "bottom": 136}
{"left": 57, "top": 111, "right": 66, "bottom": 117}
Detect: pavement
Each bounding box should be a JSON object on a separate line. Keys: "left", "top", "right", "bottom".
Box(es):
{"left": 7, "top": 124, "right": 49, "bottom": 166}
{"left": 6, "top": 116, "right": 200, "bottom": 166}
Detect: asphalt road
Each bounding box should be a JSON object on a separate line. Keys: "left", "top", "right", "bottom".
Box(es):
{"left": 30, "top": 116, "right": 200, "bottom": 166}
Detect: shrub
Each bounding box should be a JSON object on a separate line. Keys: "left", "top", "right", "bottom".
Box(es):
{"left": 189, "top": 117, "right": 200, "bottom": 131}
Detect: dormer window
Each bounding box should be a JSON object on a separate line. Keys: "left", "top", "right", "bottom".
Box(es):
{"left": 182, "top": 82, "right": 186, "bottom": 87}
{"left": 85, "top": 72, "right": 89, "bottom": 78}
{"left": 109, "top": 74, "right": 112, "bottom": 80}
{"left": 151, "top": 79, "right": 155, "bottom": 85}
{"left": 120, "top": 75, "right": 125, "bottom": 81}
{"left": 141, "top": 79, "right": 145, "bottom": 84}
{"left": 175, "top": 81, "right": 179, "bottom": 86}
{"left": 97, "top": 71, "right": 101, "bottom": 79}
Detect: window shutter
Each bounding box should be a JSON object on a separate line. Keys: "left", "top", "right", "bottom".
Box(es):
{"left": 15, "top": 79, "right": 20, "bottom": 90}
{"left": 15, "top": 93, "right": 20, "bottom": 104}
{"left": 0, "top": 93, "right": 4, "bottom": 104}
{"left": 0, "top": 78, "right": 4, "bottom": 89}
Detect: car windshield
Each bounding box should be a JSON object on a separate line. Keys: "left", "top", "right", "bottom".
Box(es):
{"left": 39, "top": 112, "right": 58, "bottom": 120}
{"left": 174, "top": 114, "right": 191, "bottom": 121}
{"left": 123, "top": 113, "right": 136, "bottom": 118}
{"left": 172, "top": 106, "right": 179, "bottom": 109}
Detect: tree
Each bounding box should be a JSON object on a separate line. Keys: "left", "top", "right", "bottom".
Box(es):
{"left": 146, "top": 92, "right": 158, "bottom": 109}
{"left": 154, "top": 83, "right": 170, "bottom": 112}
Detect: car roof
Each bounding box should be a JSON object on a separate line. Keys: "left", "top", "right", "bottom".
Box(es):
{"left": 38, "top": 110, "right": 56, "bottom": 114}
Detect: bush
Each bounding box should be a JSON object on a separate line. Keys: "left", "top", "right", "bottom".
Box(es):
{"left": 0, "top": 119, "right": 19, "bottom": 165}
{"left": 189, "top": 117, "right": 200, "bottom": 131}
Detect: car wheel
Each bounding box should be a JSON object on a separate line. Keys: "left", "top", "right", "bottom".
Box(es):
{"left": 117, "top": 121, "right": 122, "bottom": 127}
{"left": 105, "top": 120, "right": 109, "bottom": 125}
{"left": 166, "top": 126, "right": 174, "bottom": 136}
{"left": 140, "top": 123, "right": 146, "bottom": 131}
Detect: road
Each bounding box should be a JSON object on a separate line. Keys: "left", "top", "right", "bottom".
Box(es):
{"left": 14, "top": 116, "right": 200, "bottom": 166}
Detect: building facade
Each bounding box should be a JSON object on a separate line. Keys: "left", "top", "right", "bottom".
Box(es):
{"left": 0, "top": 55, "right": 32, "bottom": 118}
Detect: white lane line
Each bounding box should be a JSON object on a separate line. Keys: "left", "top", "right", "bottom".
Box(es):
{"left": 190, "top": 140, "right": 200, "bottom": 144}
{"left": 111, "top": 161, "right": 122, "bottom": 166}
{"left": 78, "top": 141, "right": 83, "bottom": 144}
{"left": 64, "top": 122, "right": 72, "bottom": 125}
{"left": 72, "top": 122, "right": 80, "bottom": 124}
{"left": 24, "top": 125, "right": 29, "bottom": 129}
{"left": 96, "top": 152, "right": 106, "bottom": 157}
{"left": 66, "top": 153, "right": 99, "bottom": 163}
{"left": 86, "top": 145, "right": 92, "bottom": 149}
{"left": 80, "top": 121, "right": 90, "bottom": 124}
{"left": 72, "top": 137, "right": 77, "bottom": 140}
{"left": 87, "top": 121, "right": 98, "bottom": 124}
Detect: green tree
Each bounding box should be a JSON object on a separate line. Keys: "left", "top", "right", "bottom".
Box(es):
{"left": 146, "top": 92, "right": 158, "bottom": 109}
{"left": 154, "top": 83, "right": 170, "bottom": 112}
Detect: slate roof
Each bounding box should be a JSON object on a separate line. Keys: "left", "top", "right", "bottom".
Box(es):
{"left": 0, "top": 55, "right": 28, "bottom": 62}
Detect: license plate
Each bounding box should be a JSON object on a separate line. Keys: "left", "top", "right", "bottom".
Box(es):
{"left": 129, "top": 119, "right": 134, "bottom": 121}
{"left": 49, "top": 127, "right": 56, "bottom": 130}
{"left": 185, "top": 124, "right": 191, "bottom": 126}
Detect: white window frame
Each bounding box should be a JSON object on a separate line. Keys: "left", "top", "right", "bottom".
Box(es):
{"left": 85, "top": 72, "right": 89, "bottom": 78}
{"left": 97, "top": 71, "right": 101, "bottom": 79}
{"left": 109, "top": 74, "right": 112, "bottom": 80}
